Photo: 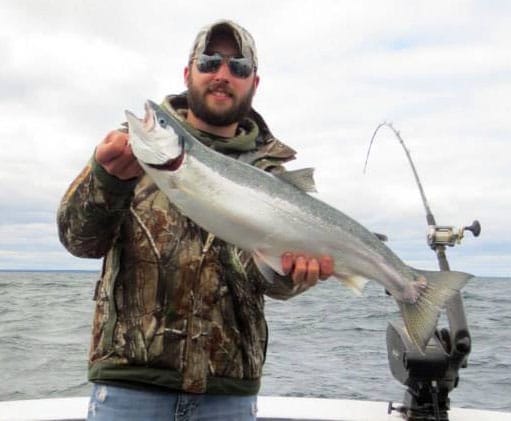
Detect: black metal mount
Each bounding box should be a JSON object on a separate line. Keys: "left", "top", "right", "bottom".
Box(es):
{"left": 386, "top": 221, "right": 478, "bottom": 421}
{"left": 386, "top": 317, "right": 471, "bottom": 420}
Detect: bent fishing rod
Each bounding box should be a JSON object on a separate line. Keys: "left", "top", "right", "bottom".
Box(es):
{"left": 365, "top": 122, "right": 481, "bottom": 421}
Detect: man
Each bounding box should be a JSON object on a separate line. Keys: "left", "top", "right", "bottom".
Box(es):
{"left": 58, "top": 20, "right": 333, "bottom": 421}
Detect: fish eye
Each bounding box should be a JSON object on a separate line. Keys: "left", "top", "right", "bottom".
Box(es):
{"left": 155, "top": 112, "right": 170, "bottom": 127}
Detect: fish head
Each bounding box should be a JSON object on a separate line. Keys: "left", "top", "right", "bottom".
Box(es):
{"left": 125, "top": 101, "right": 184, "bottom": 169}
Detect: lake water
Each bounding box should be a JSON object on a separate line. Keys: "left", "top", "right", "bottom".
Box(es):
{"left": 0, "top": 271, "right": 510, "bottom": 412}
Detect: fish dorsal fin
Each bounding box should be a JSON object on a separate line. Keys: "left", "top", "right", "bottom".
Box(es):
{"left": 373, "top": 232, "right": 388, "bottom": 242}
{"left": 277, "top": 168, "right": 317, "bottom": 192}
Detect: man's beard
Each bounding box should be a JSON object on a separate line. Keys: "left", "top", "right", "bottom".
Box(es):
{"left": 187, "top": 79, "right": 255, "bottom": 127}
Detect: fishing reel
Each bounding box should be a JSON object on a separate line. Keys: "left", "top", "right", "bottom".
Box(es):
{"left": 427, "top": 220, "right": 481, "bottom": 249}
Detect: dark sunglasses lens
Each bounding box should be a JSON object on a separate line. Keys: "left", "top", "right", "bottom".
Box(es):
{"left": 228, "top": 58, "right": 252, "bottom": 78}
{"left": 196, "top": 54, "right": 253, "bottom": 78}
{"left": 196, "top": 54, "right": 222, "bottom": 73}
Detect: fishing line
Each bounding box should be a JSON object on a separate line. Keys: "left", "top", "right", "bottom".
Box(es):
{"left": 364, "top": 122, "right": 435, "bottom": 226}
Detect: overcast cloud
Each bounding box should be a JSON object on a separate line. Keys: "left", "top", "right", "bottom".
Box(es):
{"left": 0, "top": 0, "right": 509, "bottom": 277}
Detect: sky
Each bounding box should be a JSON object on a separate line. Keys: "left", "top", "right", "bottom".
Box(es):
{"left": 0, "top": 0, "right": 509, "bottom": 277}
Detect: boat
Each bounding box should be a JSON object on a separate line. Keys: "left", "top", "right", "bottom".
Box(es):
{"left": 1, "top": 395, "right": 510, "bottom": 420}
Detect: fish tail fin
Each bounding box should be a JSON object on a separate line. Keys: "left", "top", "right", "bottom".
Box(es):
{"left": 399, "top": 269, "right": 473, "bottom": 352}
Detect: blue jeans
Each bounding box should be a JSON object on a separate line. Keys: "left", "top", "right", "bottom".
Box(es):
{"left": 87, "top": 383, "right": 258, "bottom": 421}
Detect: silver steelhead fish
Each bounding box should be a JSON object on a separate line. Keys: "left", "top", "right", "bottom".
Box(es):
{"left": 126, "top": 100, "right": 473, "bottom": 352}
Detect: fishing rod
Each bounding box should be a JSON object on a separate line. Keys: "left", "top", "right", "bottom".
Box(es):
{"left": 364, "top": 122, "right": 481, "bottom": 421}
{"left": 365, "top": 122, "right": 481, "bottom": 270}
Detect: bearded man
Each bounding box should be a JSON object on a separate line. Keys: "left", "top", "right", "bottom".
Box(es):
{"left": 58, "top": 20, "right": 333, "bottom": 421}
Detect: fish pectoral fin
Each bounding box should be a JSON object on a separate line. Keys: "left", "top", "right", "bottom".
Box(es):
{"left": 252, "top": 250, "right": 286, "bottom": 277}
{"left": 333, "top": 273, "right": 369, "bottom": 296}
{"left": 276, "top": 168, "right": 317, "bottom": 192}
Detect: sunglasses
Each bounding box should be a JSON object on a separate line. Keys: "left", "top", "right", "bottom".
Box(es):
{"left": 195, "top": 53, "right": 254, "bottom": 79}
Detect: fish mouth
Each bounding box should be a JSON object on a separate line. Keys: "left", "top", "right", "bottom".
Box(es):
{"left": 143, "top": 102, "right": 157, "bottom": 131}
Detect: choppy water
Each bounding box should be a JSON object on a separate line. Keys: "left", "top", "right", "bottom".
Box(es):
{"left": 0, "top": 271, "right": 510, "bottom": 412}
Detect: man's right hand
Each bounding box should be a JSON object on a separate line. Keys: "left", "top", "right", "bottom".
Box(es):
{"left": 95, "top": 130, "right": 144, "bottom": 180}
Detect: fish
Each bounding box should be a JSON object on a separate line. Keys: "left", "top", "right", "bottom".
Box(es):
{"left": 125, "top": 100, "right": 473, "bottom": 352}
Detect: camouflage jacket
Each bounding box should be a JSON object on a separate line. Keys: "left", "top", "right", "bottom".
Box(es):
{"left": 57, "top": 94, "right": 302, "bottom": 395}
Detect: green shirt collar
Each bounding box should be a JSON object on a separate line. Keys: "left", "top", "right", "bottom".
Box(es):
{"left": 180, "top": 117, "right": 259, "bottom": 153}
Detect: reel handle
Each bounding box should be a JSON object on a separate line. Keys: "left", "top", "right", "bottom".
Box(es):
{"left": 463, "top": 220, "right": 481, "bottom": 237}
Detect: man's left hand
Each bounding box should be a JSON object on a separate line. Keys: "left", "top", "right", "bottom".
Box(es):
{"left": 281, "top": 253, "right": 334, "bottom": 290}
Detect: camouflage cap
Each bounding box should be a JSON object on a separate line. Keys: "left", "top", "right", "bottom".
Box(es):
{"left": 189, "top": 20, "right": 258, "bottom": 68}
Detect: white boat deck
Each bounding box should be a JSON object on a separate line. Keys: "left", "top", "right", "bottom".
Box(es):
{"left": 1, "top": 396, "right": 510, "bottom": 421}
